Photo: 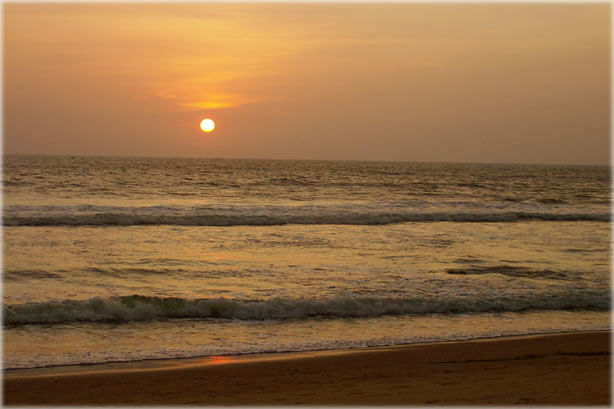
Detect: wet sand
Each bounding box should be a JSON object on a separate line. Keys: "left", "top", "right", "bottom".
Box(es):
{"left": 4, "top": 331, "right": 610, "bottom": 405}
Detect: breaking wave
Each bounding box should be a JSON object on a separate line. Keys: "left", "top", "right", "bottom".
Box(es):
{"left": 3, "top": 211, "right": 609, "bottom": 226}
{"left": 4, "top": 293, "right": 610, "bottom": 326}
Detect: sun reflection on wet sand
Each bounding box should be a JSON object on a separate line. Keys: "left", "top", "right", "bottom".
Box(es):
{"left": 207, "top": 356, "right": 233, "bottom": 365}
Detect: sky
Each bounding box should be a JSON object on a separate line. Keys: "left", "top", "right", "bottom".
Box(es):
{"left": 3, "top": 3, "right": 611, "bottom": 165}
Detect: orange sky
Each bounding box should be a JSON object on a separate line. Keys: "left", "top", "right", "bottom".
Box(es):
{"left": 4, "top": 3, "right": 610, "bottom": 165}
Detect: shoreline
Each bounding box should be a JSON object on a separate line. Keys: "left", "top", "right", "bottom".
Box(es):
{"left": 4, "top": 330, "right": 610, "bottom": 405}
{"left": 4, "top": 328, "right": 609, "bottom": 376}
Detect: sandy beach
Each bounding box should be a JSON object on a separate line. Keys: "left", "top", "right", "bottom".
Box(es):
{"left": 4, "top": 331, "right": 610, "bottom": 405}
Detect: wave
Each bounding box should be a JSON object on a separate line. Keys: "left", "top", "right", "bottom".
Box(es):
{"left": 4, "top": 293, "right": 610, "bottom": 326}
{"left": 3, "top": 211, "right": 609, "bottom": 226}
{"left": 536, "top": 198, "right": 568, "bottom": 204}
{"left": 3, "top": 270, "right": 64, "bottom": 281}
{"left": 446, "top": 266, "right": 575, "bottom": 280}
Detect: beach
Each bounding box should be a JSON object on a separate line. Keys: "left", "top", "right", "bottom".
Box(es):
{"left": 4, "top": 157, "right": 610, "bottom": 403}
{"left": 4, "top": 3, "right": 611, "bottom": 406}
{"left": 4, "top": 331, "right": 610, "bottom": 405}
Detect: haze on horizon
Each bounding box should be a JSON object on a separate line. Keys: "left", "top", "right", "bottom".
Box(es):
{"left": 4, "top": 3, "right": 611, "bottom": 165}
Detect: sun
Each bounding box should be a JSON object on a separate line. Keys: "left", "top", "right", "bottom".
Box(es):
{"left": 200, "top": 118, "right": 215, "bottom": 133}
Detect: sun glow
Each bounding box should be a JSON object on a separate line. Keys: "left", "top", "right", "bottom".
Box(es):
{"left": 200, "top": 118, "right": 215, "bottom": 133}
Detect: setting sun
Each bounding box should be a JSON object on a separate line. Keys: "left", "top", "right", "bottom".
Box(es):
{"left": 2, "top": 4, "right": 610, "bottom": 405}
{"left": 200, "top": 118, "right": 215, "bottom": 133}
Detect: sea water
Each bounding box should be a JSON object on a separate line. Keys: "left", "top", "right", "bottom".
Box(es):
{"left": 3, "top": 156, "right": 610, "bottom": 369}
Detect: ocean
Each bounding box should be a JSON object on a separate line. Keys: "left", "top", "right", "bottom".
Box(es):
{"left": 3, "top": 155, "right": 611, "bottom": 369}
